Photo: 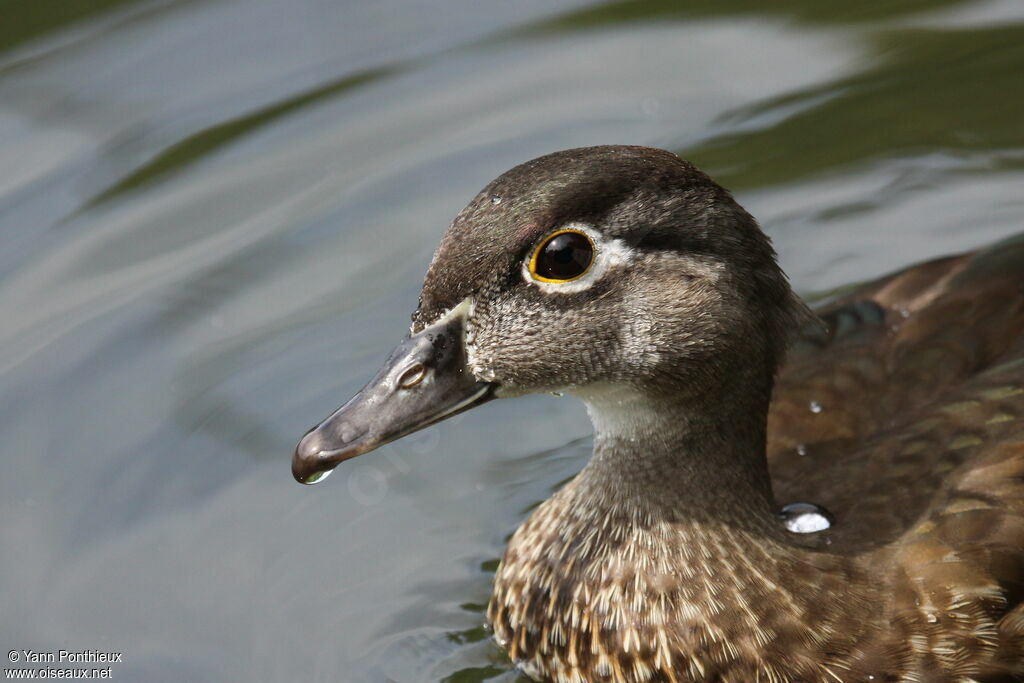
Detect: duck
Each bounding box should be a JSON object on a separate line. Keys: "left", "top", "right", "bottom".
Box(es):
{"left": 292, "top": 145, "right": 1024, "bottom": 682}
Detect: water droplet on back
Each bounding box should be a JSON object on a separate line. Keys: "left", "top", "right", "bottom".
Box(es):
{"left": 796, "top": 444, "right": 808, "bottom": 456}
{"left": 809, "top": 400, "right": 823, "bottom": 414}
{"left": 490, "top": 194, "right": 502, "bottom": 205}
{"left": 780, "top": 502, "right": 833, "bottom": 533}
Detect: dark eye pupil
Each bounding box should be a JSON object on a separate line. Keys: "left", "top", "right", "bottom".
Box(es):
{"left": 536, "top": 232, "right": 593, "bottom": 281}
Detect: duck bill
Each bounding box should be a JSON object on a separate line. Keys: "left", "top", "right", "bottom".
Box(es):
{"left": 292, "top": 301, "right": 494, "bottom": 484}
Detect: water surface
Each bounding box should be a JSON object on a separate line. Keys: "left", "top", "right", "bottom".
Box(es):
{"left": 2, "top": 0, "right": 1023, "bottom": 680}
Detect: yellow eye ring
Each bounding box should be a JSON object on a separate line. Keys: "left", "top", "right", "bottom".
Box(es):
{"left": 528, "top": 229, "right": 596, "bottom": 283}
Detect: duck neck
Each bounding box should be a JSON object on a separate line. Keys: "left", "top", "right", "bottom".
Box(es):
{"left": 489, "top": 381, "right": 882, "bottom": 679}
{"left": 577, "top": 382, "right": 780, "bottom": 530}
{"left": 489, "top": 380, "right": 880, "bottom": 679}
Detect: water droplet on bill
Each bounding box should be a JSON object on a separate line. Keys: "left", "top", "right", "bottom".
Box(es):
{"left": 304, "top": 469, "right": 333, "bottom": 485}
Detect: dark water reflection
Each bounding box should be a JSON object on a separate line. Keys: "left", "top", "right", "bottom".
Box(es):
{"left": 1, "top": 0, "right": 1023, "bottom": 680}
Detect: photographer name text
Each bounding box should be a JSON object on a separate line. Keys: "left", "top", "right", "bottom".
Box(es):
{"left": 11, "top": 652, "right": 120, "bottom": 665}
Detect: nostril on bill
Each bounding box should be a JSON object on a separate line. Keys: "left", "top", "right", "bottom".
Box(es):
{"left": 398, "top": 363, "right": 427, "bottom": 389}
{"left": 339, "top": 423, "right": 361, "bottom": 443}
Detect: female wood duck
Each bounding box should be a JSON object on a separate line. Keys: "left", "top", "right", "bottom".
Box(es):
{"left": 292, "top": 146, "right": 1024, "bottom": 682}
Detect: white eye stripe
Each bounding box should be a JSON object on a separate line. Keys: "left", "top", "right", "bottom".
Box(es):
{"left": 522, "top": 223, "right": 634, "bottom": 294}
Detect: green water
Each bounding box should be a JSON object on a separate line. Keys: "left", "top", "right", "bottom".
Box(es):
{"left": 1, "top": 0, "right": 1022, "bottom": 680}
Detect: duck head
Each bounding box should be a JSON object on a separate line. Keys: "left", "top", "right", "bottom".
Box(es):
{"left": 292, "top": 145, "right": 803, "bottom": 484}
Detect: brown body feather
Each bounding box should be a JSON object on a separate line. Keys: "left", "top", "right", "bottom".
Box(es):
{"left": 491, "top": 234, "right": 1024, "bottom": 682}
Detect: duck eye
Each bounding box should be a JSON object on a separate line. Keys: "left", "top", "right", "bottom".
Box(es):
{"left": 529, "top": 230, "right": 595, "bottom": 283}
